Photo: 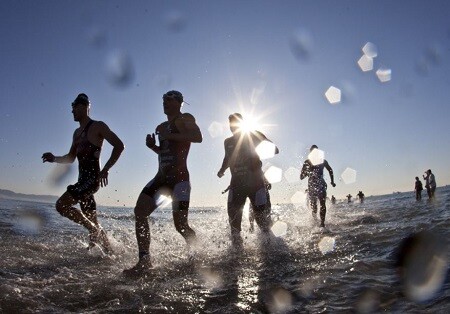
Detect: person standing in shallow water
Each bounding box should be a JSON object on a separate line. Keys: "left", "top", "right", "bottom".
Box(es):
{"left": 124, "top": 90, "right": 202, "bottom": 276}
{"left": 300, "top": 145, "right": 336, "bottom": 228}
{"left": 414, "top": 176, "right": 423, "bottom": 201}
{"left": 357, "top": 191, "right": 365, "bottom": 203}
{"left": 423, "top": 169, "right": 436, "bottom": 199}
{"left": 42, "top": 93, "right": 124, "bottom": 253}
{"left": 217, "top": 113, "right": 279, "bottom": 247}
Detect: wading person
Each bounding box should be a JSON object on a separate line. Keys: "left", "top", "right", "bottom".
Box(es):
{"left": 217, "top": 113, "right": 279, "bottom": 247}
{"left": 124, "top": 90, "right": 202, "bottom": 275}
{"left": 300, "top": 145, "right": 336, "bottom": 228}
{"left": 42, "top": 93, "right": 124, "bottom": 253}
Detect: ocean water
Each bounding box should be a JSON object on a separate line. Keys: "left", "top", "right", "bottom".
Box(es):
{"left": 1, "top": 187, "right": 449, "bottom": 313}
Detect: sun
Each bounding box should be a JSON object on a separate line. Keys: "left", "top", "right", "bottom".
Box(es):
{"left": 238, "top": 115, "right": 259, "bottom": 133}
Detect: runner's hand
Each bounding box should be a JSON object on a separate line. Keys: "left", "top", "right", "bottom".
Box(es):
{"left": 99, "top": 169, "right": 109, "bottom": 187}
{"left": 42, "top": 152, "right": 55, "bottom": 163}
{"left": 146, "top": 133, "right": 156, "bottom": 149}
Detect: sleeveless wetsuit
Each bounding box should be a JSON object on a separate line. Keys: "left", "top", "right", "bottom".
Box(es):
{"left": 67, "top": 120, "right": 101, "bottom": 202}
{"left": 142, "top": 115, "right": 192, "bottom": 209}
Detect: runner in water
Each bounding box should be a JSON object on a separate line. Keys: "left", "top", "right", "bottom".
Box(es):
{"left": 300, "top": 145, "right": 336, "bottom": 227}
{"left": 124, "top": 90, "right": 202, "bottom": 275}
{"left": 414, "top": 176, "right": 423, "bottom": 201}
{"left": 217, "top": 113, "right": 279, "bottom": 247}
{"left": 423, "top": 169, "right": 436, "bottom": 199}
{"left": 42, "top": 93, "right": 124, "bottom": 253}
{"left": 357, "top": 191, "right": 365, "bottom": 203}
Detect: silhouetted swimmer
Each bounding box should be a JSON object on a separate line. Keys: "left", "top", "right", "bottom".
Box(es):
{"left": 357, "top": 191, "right": 365, "bottom": 203}
{"left": 331, "top": 195, "right": 336, "bottom": 205}
{"left": 42, "top": 93, "right": 124, "bottom": 254}
{"left": 414, "top": 177, "right": 423, "bottom": 201}
{"left": 300, "top": 145, "right": 336, "bottom": 228}
{"left": 124, "top": 90, "right": 202, "bottom": 276}
{"left": 346, "top": 194, "right": 352, "bottom": 203}
{"left": 423, "top": 169, "right": 436, "bottom": 199}
{"left": 217, "top": 113, "right": 279, "bottom": 247}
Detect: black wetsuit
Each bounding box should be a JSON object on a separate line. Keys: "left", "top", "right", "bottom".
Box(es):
{"left": 142, "top": 114, "right": 192, "bottom": 210}
{"left": 67, "top": 120, "right": 101, "bottom": 205}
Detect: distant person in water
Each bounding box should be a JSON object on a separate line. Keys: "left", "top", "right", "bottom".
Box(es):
{"left": 414, "top": 177, "right": 423, "bottom": 201}
{"left": 346, "top": 194, "right": 352, "bottom": 203}
{"left": 331, "top": 195, "right": 336, "bottom": 205}
{"left": 423, "top": 169, "right": 436, "bottom": 199}
{"left": 300, "top": 145, "right": 336, "bottom": 228}
{"left": 217, "top": 113, "right": 279, "bottom": 246}
{"left": 124, "top": 90, "right": 202, "bottom": 276}
{"left": 357, "top": 191, "right": 365, "bottom": 203}
{"left": 42, "top": 93, "right": 124, "bottom": 254}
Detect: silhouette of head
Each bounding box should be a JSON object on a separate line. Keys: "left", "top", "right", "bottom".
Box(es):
{"left": 310, "top": 144, "right": 318, "bottom": 152}
{"left": 72, "top": 93, "right": 90, "bottom": 107}
{"left": 228, "top": 113, "right": 243, "bottom": 134}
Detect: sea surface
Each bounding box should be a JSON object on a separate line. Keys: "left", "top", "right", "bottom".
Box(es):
{"left": 1, "top": 187, "right": 449, "bottom": 313}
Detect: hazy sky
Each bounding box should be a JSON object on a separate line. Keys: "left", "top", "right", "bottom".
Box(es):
{"left": 1, "top": 0, "right": 449, "bottom": 207}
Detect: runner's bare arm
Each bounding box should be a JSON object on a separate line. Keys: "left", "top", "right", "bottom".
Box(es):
{"left": 42, "top": 132, "right": 77, "bottom": 163}
{"left": 98, "top": 122, "right": 125, "bottom": 187}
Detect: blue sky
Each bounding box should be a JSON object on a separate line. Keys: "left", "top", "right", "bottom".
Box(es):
{"left": 1, "top": 0, "right": 449, "bottom": 207}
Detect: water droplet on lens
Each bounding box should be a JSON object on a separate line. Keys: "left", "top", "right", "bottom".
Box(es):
{"left": 105, "top": 51, "right": 135, "bottom": 88}
{"left": 165, "top": 11, "right": 187, "bottom": 32}
{"left": 376, "top": 68, "right": 391, "bottom": 82}
{"left": 362, "top": 42, "right": 378, "bottom": 58}
{"left": 208, "top": 121, "right": 224, "bottom": 138}
{"left": 284, "top": 167, "right": 300, "bottom": 183}
{"left": 289, "top": 29, "right": 313, "bottom": 61}
{"left": 325, "top": 86, "right": 341, "bottom": 104}
{"left": 396, "top": 231, "right": 448, "bottom": 303}
{"left": 341, "top": 167, "right": 357, "bottom": 184}
{"left": 264, "top": 166, "right": 282, "bottom": 183}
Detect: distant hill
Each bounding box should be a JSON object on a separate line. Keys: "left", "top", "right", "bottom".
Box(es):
{"left": 0, "top": 189, "right": 58, "bottom": 204}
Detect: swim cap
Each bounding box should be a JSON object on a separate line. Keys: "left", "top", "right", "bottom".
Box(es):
{"left": 228, "top": 113, "right": 243, "bottom": 121}
{"left": 163, "top": 90, "right": 183, "bottom": 103}
{"left": 72, "top": 93, "right": 90, "bottom": 106}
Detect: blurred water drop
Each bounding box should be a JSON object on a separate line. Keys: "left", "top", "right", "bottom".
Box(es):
{"left": 105, "top": 51, "right": 135, "bottom": 88}
{"left": 291, "top": 190, "right": 307, "bottom": 208}
{"left": 264, "top": 166, "right": 282, "bottom": 184}
{"left": 289, "top": 28, "right": 313, "bottom": 61}
{"left": 308, "top": 148, "right": 324, "bottom": 166}
{"left": 271, "top": 221, "right": 288, "bottom": 237}
{"left": 47, "top": 164, "right": 74, "bottom": 187}
{"left": 318, "top": 236, "right": 335, "bottom": 254}
{"left": 341, "top": 167, "right": 357, "bottom": 184}
{"left": 355, "top": 289, "right": 380, "bottom": 314}
{"left": 395, "top": 231, "right": 448, "bottom": 303}
{"left": 199, "top": 267, "right": 223, "bottom": 289}
{"left": 154, "top": 74, "right": 172, "bottom": 89}
{"left": 165, "top": 11, "right": 187, "bottom": 32}
{"left": 362, "top": 42, "right": 378, "bottom": 58}
{"left": 376, "top": 68, "right": 391, "bottom": 82}
{"left": 268, "top": 286, "right": 293, "bottom": 313}
{"left": 14, "top": 210, "right": 45, "bottom": 235}
{"left": 86, "top": 26, "right": 108, "bottom": 49}
{"left": 256, "top": 140, "right": 277, "bottom": 160}
{"left": 208, "top": 121, "right": 224, "bottom": 138}
{"left": 325, "top": 86, "right": 341, "bottom": 104}
{"left": 284, "top": 167, "right": 300, "bottom": 183}
{"left": 424, "top": 45, "right": 442, "bottom": 66}
{"left": 358, "top": 55, "right": 374, "bottom": 72}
